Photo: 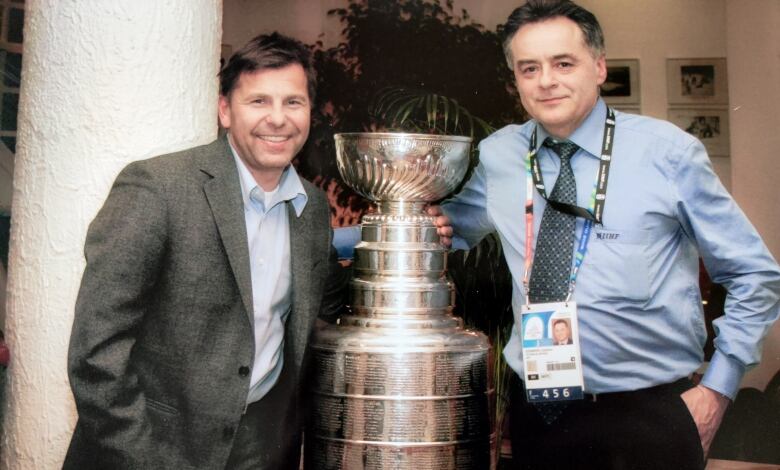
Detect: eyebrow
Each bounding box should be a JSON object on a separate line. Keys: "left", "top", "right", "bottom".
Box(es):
{"left": 515, "top": 53, "right": 578, "bottom": 67}
{"left": 242, "top": 93, "right": 309, "bottom": 102}
{"left": 551, "top": 53, "right": 578, "bottom": 62}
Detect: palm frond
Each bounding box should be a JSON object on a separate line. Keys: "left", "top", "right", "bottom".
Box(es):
{"left": 369, "top": 87, "right": 496, "bottom": 140}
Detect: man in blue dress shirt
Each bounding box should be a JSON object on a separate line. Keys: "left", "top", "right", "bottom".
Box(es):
{"left": 427, "top": 1, "right": 780, "bottom": 468}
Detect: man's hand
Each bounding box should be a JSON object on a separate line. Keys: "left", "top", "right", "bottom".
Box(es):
{"left": 426, "top": 205, "right": 453, "bottom": 248}
{"left": 680, "top": 384, "right": 730, "bottom": 458}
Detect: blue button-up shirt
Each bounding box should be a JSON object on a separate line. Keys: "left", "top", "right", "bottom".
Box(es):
{"left": 441, "top": 98, "right": 780, "bottom": 399}
{"left": 230, "top": 143, "right": 307, "bottom": 404}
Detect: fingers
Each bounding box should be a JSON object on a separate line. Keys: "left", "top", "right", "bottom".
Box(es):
{"left": 679, "top": 385, "right": 729, "bottom": 459}
{"left": 426, "top": 206, "right": 451, "bottom": 229}
{"left": 436, "top": 223, "right": 453, "bottom": 238}
{"left": 426, "top": 205, "right": 453, "bottom": 247}
{"left": 426, "top": 205, "right": 443, "bottom": 217}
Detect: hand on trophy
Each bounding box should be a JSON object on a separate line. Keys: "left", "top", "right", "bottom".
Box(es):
{"left": 426, "top": 205, "right": 453, "bottom": 248}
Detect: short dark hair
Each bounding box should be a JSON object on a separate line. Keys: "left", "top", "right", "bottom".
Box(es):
{"left": 502, "top": 0, "right": 605, "bottom": 67}
{"left": 552, "top": 319, "right": 569, "bottom": 328}
{"left": 218, "top": 32, "right": 317, "bottom": 104}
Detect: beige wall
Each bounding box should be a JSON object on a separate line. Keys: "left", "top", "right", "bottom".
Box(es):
{"left": 726, "top": 0, "right": 780, "bottom": 392}
{"left": 222, "top": 0, "right": 778, "bottom": 389}
{"left": 222, "top": 0, "right": 344, "bottom": 53}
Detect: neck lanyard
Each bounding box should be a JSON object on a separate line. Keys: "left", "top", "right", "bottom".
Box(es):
{"left": 522, "top": 107, "right": 616, "bottom": 305}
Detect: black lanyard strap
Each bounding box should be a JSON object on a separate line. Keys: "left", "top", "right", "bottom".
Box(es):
{"left": 528, "top": 106, "right": 615, "bottom": 225}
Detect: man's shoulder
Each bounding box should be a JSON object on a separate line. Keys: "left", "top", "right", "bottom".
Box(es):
{"left": 615, "top": 111, "right": 698, "bottom": 151}
{"left": 482, "top": 121, "right": 533, "bottom": 146}
{"left": 126, "top": 138, "right": 226, "bottom": 174}
{"left": 477, "top": 121, "right": 534, "bottom": 166}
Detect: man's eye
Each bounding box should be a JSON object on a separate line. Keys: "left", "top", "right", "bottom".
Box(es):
{"left": 558, "top": 62, "right": 573, "bottom": 69}
{"left": 252, "top": 98, "right": 266, "bottom": 105}
{"left": 288, "top": 99, "right": 305, "bottom": 106}
{"left": 520, "top": 66, "right": 537, "bottom": 75}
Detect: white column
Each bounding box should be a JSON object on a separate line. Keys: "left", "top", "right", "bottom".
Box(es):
{"left": 726, "top": 0, "right": 780, "bottom": 391}
{"left": 0, "top": 1, "right": 222, "bottom": 468}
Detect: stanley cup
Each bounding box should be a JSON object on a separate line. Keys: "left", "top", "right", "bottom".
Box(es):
{"left": 306, "top": 133, "right": 493, "bottom": 469}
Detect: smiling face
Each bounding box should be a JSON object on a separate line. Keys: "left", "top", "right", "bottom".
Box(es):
{"left": 218, "top": 64, "right": 311, "bottom": 190}
{"left": 509, "top": 16, "right": 606, "bottom": 139}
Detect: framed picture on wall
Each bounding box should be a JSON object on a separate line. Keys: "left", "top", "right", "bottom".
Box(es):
{"left": 600, "top": 59, "right": 640, "bottom": 105}
{"left": 667, "top": 58, "right": 728, "bottom": 105}
{"left": 668, "top": 108, "right": 730, "bottom": 156}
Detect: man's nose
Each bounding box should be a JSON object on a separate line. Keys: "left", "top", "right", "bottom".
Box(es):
{"left": 539, "top": 66, "right": 557, "bottom": 88}
{"left": 266, "top": 105, "right": 286, "bottom": 127}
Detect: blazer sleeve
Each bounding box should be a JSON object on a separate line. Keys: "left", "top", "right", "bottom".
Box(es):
{"left": 68, "top": 160, "right": 168, "bottom": 465}
{"left": 318, "top": 228, "right": 351, "bottom": 324}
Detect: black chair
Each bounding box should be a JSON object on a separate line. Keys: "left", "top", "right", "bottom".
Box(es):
{"left": 709, "top": 375, "right": 780, "bottom": 464}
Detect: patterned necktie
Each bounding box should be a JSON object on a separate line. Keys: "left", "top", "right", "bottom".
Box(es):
{"left": 527, "top": 138, "right": 579, "bottom": 425}
{"left": 528, "top": 139, "right": 579, "bottom": 303}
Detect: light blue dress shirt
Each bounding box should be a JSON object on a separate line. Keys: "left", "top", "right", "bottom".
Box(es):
{"left": 230, "top": 144, "right": 308, "bottom": 404}
{"left": 441, "top": 98, "right": 780, "bottom": 399}
{"left": 333, "top": 225, "right": 362, "bottom": 259}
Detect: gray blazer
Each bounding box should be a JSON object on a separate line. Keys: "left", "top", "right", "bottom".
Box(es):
{"left": 64, "top": 137, "right": 345, "bottom": 469}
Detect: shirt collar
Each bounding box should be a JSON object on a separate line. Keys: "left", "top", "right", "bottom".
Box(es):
{"left": 533, "top": 98, "right": 607, "bottom": 160}
{"left": 228, "top": 139, "right": 308, "bottom": 217}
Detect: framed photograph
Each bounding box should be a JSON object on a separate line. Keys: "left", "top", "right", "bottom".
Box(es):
{"left": 668, "top": 108, "right": 730, "bottom": 156}
{"left": 601, "top": 59, "right": 640, "bottom": 105}
{"left": 667, "top": 58, "right": 728, "bottom": 105}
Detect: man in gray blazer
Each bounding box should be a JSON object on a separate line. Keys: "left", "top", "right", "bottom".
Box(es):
{"left": 65, "top": 33, "right": 346, "bottom": 470}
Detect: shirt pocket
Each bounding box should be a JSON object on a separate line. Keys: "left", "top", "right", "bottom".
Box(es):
{"left": 584, "top": 227, "right": 652, "bottom": 302}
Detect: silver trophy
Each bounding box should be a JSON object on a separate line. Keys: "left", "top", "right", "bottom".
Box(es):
{"left": 306, "top": 133, "right": 493, "bottom": 470}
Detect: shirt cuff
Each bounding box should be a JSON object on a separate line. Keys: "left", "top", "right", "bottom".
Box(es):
{"left": 451, "top": 236, "right": 470, "bottom": 251}
{"left": 700, "top": 350, "right": 746, "bottom": 400}
{"left": 440, "top": 204, "right": 476, "bottom": 251}
{"left": 333, "top": 225, "right": 361, "bottom": 260}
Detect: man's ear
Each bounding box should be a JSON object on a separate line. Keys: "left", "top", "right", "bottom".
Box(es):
{"left": 217, "top": 95, "right": 231, "bottom": 129}
{"left": 595, "top": 54, "right": 607, "bottom": 86}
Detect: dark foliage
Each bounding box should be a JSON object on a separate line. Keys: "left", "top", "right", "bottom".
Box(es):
{"left": 295, "top": 0, "right": 522, "bottom": 211}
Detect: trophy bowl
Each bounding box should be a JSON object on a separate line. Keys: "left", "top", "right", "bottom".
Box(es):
{"left": 334, "top": 132, "right": 472, "bottom": 203}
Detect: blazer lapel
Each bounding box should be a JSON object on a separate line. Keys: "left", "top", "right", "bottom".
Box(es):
{"left": 199, "top": 138, "right": 254, "bottom": 322}
{"left": 287, "top": 200, "right": 317, "bottom": 371}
